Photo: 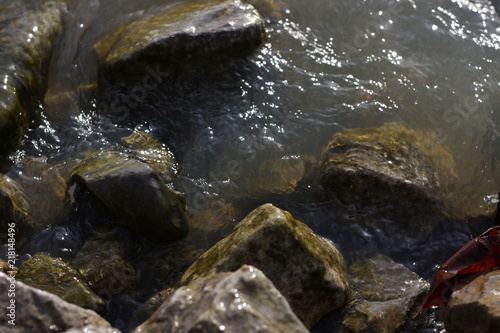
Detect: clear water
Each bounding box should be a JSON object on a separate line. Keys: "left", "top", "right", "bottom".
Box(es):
{"left": 3, "top": 0, "right": 500, "bottom": 331}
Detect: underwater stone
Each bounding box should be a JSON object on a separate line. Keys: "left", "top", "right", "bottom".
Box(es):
{"left": 0, "top": 0, "right": 66, "bottom": 156}
{"left": 444, "top": 270, "right": 500, "bottom": 333}
{"left": 177, "top": 203, "right": 349, "bottom": 329}
{"left": 133, "top": 265, "right": 308, "bottom": 333}
{"left": 340, "top": 254, "right": 429, "bottom": 333}
{"left": 94, "top": 0, "right": 265, "bottom": 72}
{"left": 16, "top": 254, "right": 106, "bottom": 314}
{"left": 0, "top": 272, "right": 113, "bottom": 333}
{"left": 72, "top": 151, "right": 189, "bottom": 243}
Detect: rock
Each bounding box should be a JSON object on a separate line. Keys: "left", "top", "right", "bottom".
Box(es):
{"left": 444, "top": 270, "right": 500, "bottom": 333}
{"left": 133, "top": 265, "right": 309, "bottom": 333}
{"left": 71, "top": 234, "right": 138, "bottom": 298}
{"left": 0, "top": 272, "right": 112, "bottom": 333}
{"left": 319, "top": 122, "right": 457, "bottom": 205}
{"left": 16, "top": 254, "right": 105, "bottom": 314}
{"left": 340, "top": 254, "right": 429, "bottom": 333}
{"left": 94, "top": 0, "right": 265, "bottom": 72}
{"left": 71, "top": 151, "right": 189, "bottom": 243}
{"left": 121, "top": 131, "right": 179, "bottom": 183}
{"left": 64, "top": 326, "right": 122, "bottom": 333}
{"left": 0, "top": 0, "right": 66, "bottom": 156}
{"left": 0, "top": 174, "right": 34, "bottom": 248}
{"left": 177, "top": 203, "right": 349, "bottom": 328}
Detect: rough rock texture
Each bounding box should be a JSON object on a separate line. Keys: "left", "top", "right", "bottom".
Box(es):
{"left": 177, "top": 203, "right": 349, "bottom": 328}
{"left": 444, "top": 270, "right": 500, "bottom": 333}
{"left": 0, "top": 272, "right": 112, "bottom": 333}
{"left": 71, "top": 234, "right": 138, "bottom": 298}
{"left": 319, "top": 122, "right": 455, "bottom": 205}
{"left": 121, "top": 131, "right": 179, "bottom": 183}
{"left": 133, "top": 265, "right": 309, "bottom": 333}
{"left": 94, "top": 0, "right": 265, "bottom": 72}
{"left": 16, "top": 254, "right": 105, "bottom": 314}
{"left": 0, "top": 0, "right": 66, "bottom": 155}
{"left": 340, "top": 254, "right": 429, "bottom": 333}
{"left": 0, "top": 174, "right": 34, "bottom": 248}
{"left": 72, "top": 151, "right": 189, "bottom": 243}
{"left": 64, "top": 326, "right": 122, "bottom": 333}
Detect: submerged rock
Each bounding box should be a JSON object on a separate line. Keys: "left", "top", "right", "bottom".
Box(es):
{"left": 177, "top": 203, "right": 349, "bottom": 328}
{"left": 71, "top": 234, "right": 138, "bottom": 298}
{"left": 0, "top": 174, "right": 34, "bottom": 248}
{"left": 0, "top": 0, "right": 66, "bottom": 156}
{"left": 16, "top": 254, "right": 105, "bottom": 314}
{"left": 94, "top": 0, "right": 265, "bottom": 72}
{"left": 341, "top": 254, "right": 428, "bottom": 333}
{"left": 444, "top": 270, "right": 500, "bottom": 333}
{"left": 134, "top": 265, "right": 308, "bottom": 333}
{"left": 0, "top": 272, "right": 113, "bottom": 333}
{"left": 72, "top": 151, "right": 189, "bottom": 243}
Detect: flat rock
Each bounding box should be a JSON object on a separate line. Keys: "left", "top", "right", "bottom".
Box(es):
{"left": 177, "top": 203, "right": 349, "bottom": 328}
{"left": 0, "top": 272, "right": 112, "bottom": 333}
{"left": 72, "top": 151, "right": 189, "bottom": 243}
{"left": 341, "top": 254, "right": 429, "bottom": 333}
{"left": 95, "top": 0, "right": 265, "bottom": 72}
{"left": 0, "top": 0, "right": 66, "bottom": 155}
{"left": 444, "top": 270, "right": 500, "bottom": 333}
{"left": 133, "top": 265, "right": 308, "bottom": 333}
{"left": 16, "top": 254, "right": 105, "bottom": 314}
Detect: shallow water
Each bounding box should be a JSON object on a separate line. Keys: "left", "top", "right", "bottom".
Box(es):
{"left": 4, "top": 0, "right": 500, "bottom": 331}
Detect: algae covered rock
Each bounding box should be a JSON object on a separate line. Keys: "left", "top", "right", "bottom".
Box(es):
{"left": 0, "top": 272, "right": 113, "bottom": 333}
{"left": 0, "top": 0, "right": 66, "bottom": 155}
{"left": 71, "top": 235, "right": 138, "bottom": 298}
{"left": 72, "top": 151, "right": 189, "bottom": 243}
{"left": 134, "top": 265, "right": 308, "bottom": 333}
{"left": 177, "top": 203, "right": 349, "bottom": 328}
{"left": 16, "top": 254, "right": 105, "bottom": 314}
{"left": 94, "top": 0, "right": 265, "bottom": 72}
{"left": 0, "top": 174, "right": 34, "bottom": 248}
{"left": 340, "top": 254, "right": 428, "bottom": 333}
{"left": 444, "top": 270, "right": 500, "bottom": 333}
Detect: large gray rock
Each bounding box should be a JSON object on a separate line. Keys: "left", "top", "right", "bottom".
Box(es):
{"left": 444, "top": 270, "right": 500, "bottom": 333}
{"left": 340, "top": 254, "right": 429, "bottom": 333}
{"left": 133, "top": 265, "right": 308, "bottom": 333}
{"left": 177, "top": 203, "right": 349, "bottom": 329}
{"left": 94, "top": 0, "right": 265, "bottom": 72}
{"left": 16, "top": 254, "right": 105, "bottom": 314}
{"left": 0, "top": 272, "right": 112, "bottom": 333}
{"left": 0, "top": 0, "right": 66, "bottom": 155}
{"left": 72, "top": 151, "right": 189, "bottom": 243}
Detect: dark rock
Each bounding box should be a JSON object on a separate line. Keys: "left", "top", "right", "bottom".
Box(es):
{"left": 133, "top": 265, "right": 308, "bottom": 333}
{"left": 71, "top": 151, "right": 189, "bottom": 243}
{"left": 340, "top": 254, "right": 429, "bottom": 333}
{"left": 0, "top": 0, "right": 66, "bottom": 155}
{"left": 94, "top": 0, "right": 265, "bottom": 72}
{"left": 0, "top": 174, "right": 34, "bottom": 248}
{"left": 71, "top": 234, "right": 138, "bottom": 298}
{"left": 444, "top": 270, "right": 500, "bottom": 333}
{"left": 16, "top": 254, "right": 105, "bottom": 314}
{"left": 0, "top": 272, "right": 113, "bottom": 333}
{"left": 177, "top": 203, "right": 349, "bottom": 329}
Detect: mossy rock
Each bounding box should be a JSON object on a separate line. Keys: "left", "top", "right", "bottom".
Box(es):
{"left": 177, "top": 203, "right": 349, "bottom": 329}
{"left": 71, "top": 151, "right": 189, "bottom": 243}
{"left": 16, "top": 254, "right": 105, "bottom": 314}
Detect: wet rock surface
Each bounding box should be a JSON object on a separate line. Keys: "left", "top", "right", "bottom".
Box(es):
{"left": 340, "top": 254, "right": 429, "bottom": 333}
{"left": 71, "top": 151, "right": 189, "bottom": 243}
{"left": 134, "top": 265, "right": 308, "bottom": 333}
{"left": 444, "top": 269, "right": 500, "bottom": 333}
{"left": 16, "top": 254, "right": 105, "bottom": 314}
{"left": 94, "top": 0, "right": 265, "bottom": 72}
{"left": 0, "top": 272, "right": 112, "bottom": 333}
{"left": 0, "top": 0, "right": 66, "bottom": 156}
{"left": 177, "top": 203, "right": 350, "bottom": 329}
